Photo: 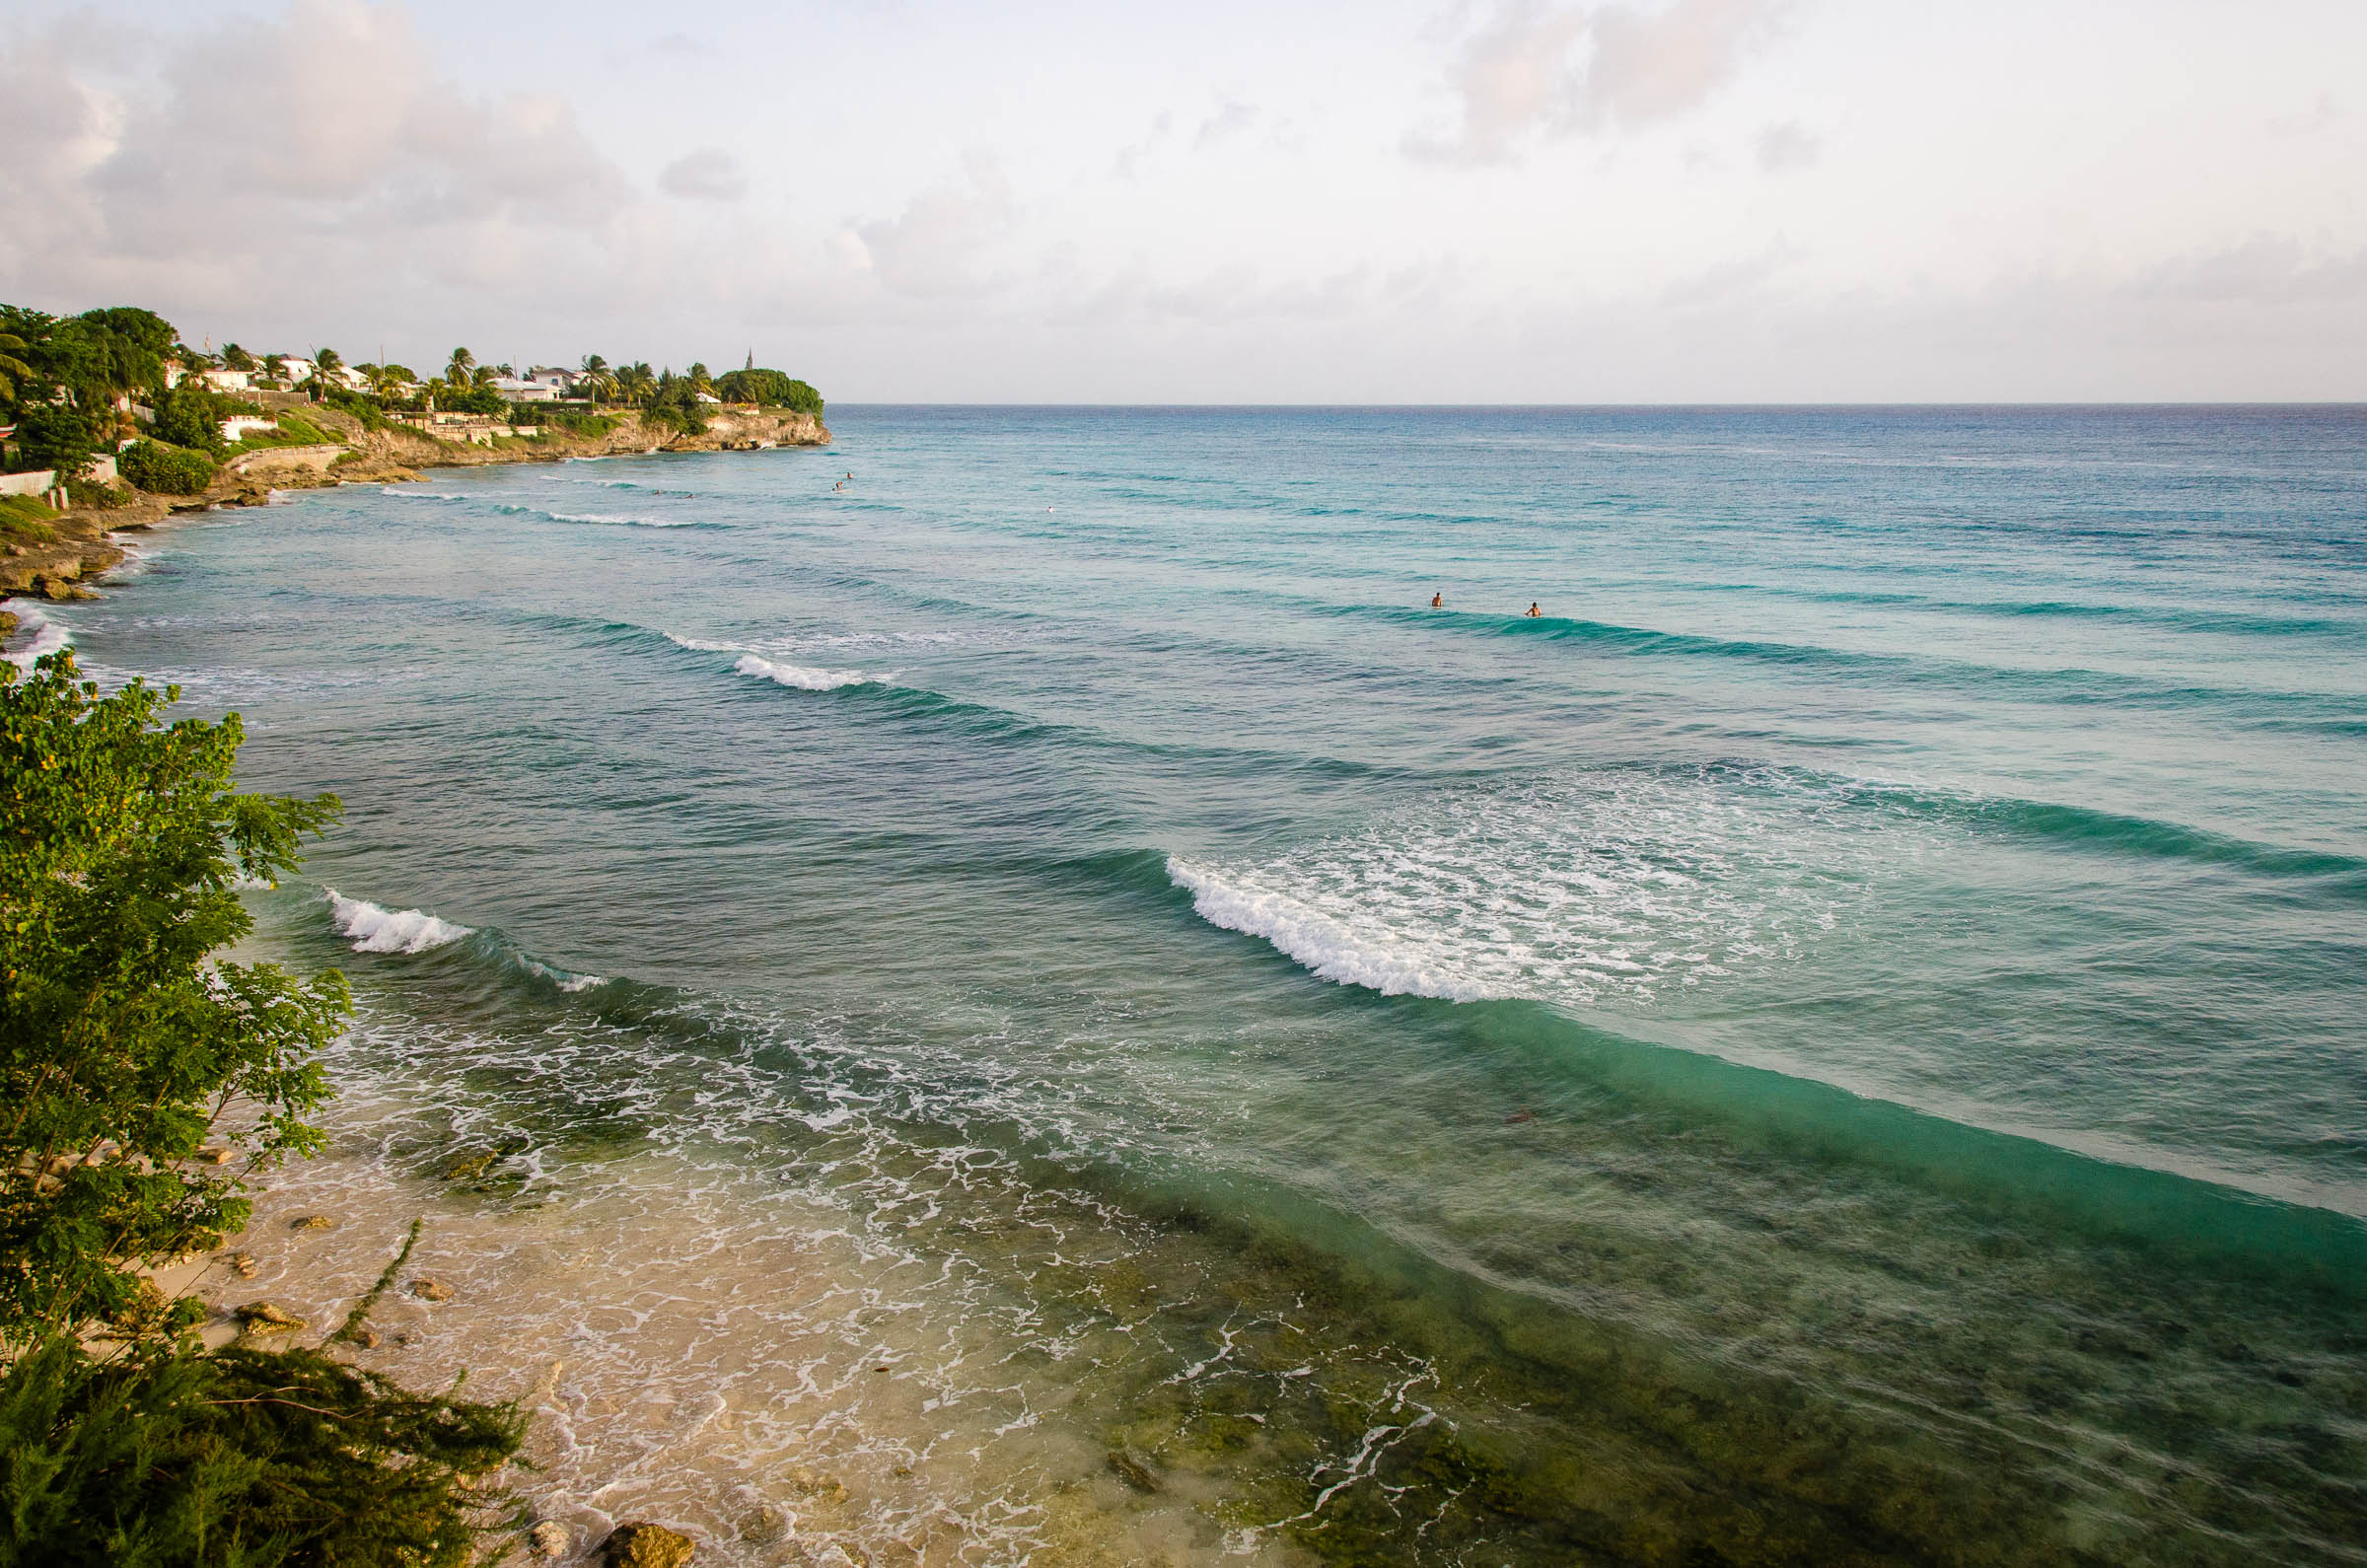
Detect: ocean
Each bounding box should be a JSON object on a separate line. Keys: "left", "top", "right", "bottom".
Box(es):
{"left": 29, "top": 405, "right": 2367, "bottom": 1563}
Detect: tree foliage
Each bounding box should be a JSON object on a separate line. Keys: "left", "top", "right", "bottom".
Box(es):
{"left": 8, "top": 404, "right": 102, "bottom": 480}
{"left": 0, "top": 304, "right": 176, "bottom": 424}
{"left": 0, "top": 655, "right": 346, "bottom": 1338}
{"left": 117, "top": 441, "right": 219, "bottom": 497}
{"left": 715, "top": 368, "right": 822, "bottom": 417}
{"left": 151, "top": 386, "right": 235, "bottom": 458}
{"left": 0, "top": 655, "right": 527, "bottom": 1564}
{"left": 0, "top": 1334, "right": 525, "bottom": 1567}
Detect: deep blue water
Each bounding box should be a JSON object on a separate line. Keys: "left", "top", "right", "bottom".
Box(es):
{"left": 28, "top": 406, "right": 2367, "bottom": 1563}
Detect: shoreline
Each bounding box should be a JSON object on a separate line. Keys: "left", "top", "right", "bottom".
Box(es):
{"left": 1, "top": 406, "right": 830, "bottom": 654}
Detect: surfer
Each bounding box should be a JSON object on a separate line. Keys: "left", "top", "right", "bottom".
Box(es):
{"left": 1527, "top": 603, "right": 1542, "bottom": 617}
{"left": 1430, "top": 592, "right": 1443, "bottom": 608}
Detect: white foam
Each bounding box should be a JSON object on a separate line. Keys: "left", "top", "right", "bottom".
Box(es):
{"left": 548, "top": 511, "right": 698, "bottom": 529}
{"left": 1171, "top": 769, "right": 1919, "bottom": 1009}
{"left": 324, "top": 889, "right": 473, "bottom": 955}
{"left": 662, "top": 630, "right": 741, "bottom": 654}
{"left": 3, "top": 605, "right": 72, "bottom": 671}
{"left": 1168, "top": 859, "right": 1493, "bottom": 1001}
{"left": 734, "top": 653, "right": 871, "bottom": 691}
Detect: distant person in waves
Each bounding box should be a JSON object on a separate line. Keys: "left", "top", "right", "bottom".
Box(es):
{"left": 1526, "top": 603, "right": 1542, "bottom": 617}
{"left": 1431, "top": 592, "right": 1443, "bottom": 608}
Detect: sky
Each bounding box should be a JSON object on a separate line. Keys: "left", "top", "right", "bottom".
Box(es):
{"left": 2, "top": 0, "right": 2361, "bottom": 401}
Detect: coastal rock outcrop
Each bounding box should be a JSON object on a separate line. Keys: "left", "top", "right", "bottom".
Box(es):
{"left": 599, "top": 1520, "right": 696, "bottom": 1567}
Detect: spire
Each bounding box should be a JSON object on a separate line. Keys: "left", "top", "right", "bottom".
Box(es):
{"left": 745, "top": 348, "right": 753, "bottom": 372}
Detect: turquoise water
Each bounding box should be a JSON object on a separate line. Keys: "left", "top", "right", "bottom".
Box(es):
{"left": 38, "top": 406, "right": 2367, "bottom": 1562}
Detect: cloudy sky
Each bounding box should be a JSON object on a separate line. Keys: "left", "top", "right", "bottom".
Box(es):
{"left": 3, "top": 0, "right": 2361, "bottom": 400}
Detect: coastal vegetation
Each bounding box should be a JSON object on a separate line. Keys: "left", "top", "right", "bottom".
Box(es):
{"left": 0, "top": 653, "right": 526, "bottom": 1563}
{"left": 0, "top": 300, "right": 825, "bottom": 501}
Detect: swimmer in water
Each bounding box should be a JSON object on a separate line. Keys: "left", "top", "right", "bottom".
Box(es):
{"left": 1431, "top": 592, "right": 1443, "bottom": 608}
{"left": 1527, "top": 603, "right": 1542, "bottom": 617}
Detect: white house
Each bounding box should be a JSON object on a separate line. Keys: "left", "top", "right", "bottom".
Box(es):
{"left": 200, "top": 369, "right": 252, "bottom": 392}
{"left": 693, "top": 391, "right": 723, "bottom": 405}
{"left": 221, "top": 415, "right": 277, "bottom": 444}
{"left": 489, "top": 376, "right": 558, "bottom": 402}
{"left": 269, "top": 356, "right": 314, "bottom": 386}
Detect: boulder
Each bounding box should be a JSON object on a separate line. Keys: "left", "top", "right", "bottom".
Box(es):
{"left": 289, "top": 1214, "right": 335, "bottom": 1231}
{"left": 234, "top": 1301, "right": 305, "bottom": 1333}
{"left": 599, "top": 1521, "right": 695, "bottom": 1567}
{"left": 408, "top": 1277, "right": 453, "bottom": 1302}
{"left": 527, "top": 1520, "right": 571, "bottom": 1557}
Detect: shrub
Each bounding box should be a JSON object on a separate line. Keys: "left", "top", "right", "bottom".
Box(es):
{"left": 68, "top": 481, "right": 134, "bottom": 511}
{"left": 0, "top": 1334, "right": 525, "bottom": 1567}
{"left": 117, "top": 441, "right": 217, "bottom": 496}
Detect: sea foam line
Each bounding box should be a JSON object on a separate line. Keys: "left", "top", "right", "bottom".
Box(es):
{"left": 1166, "top": 857, "right": 1488, "bottom": 1001}
{"left": 325, "top": 890, "right": 474, "bottom": 955}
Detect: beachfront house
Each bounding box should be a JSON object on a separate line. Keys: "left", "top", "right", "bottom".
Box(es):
{"left": 490, "top": 375, "right": 558, "bottom": 402}
{"left": 268, "top": 356, "right": 314, "bottom": 387}
{"left": 200, "top": 368, "right": 253, "bottom": 392}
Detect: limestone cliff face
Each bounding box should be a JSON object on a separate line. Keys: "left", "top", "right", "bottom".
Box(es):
{"left": 344, "top": 409, "right": 828, "bottom": 471}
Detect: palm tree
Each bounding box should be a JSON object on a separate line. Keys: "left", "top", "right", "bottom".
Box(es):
{"left": 686, "top": 362, "right": 713, "bottom": 397}
{"left": 446, "top": 347, "right": 475, "bottom": 386}
{"left": 614, "top": 363, "right": 656, "bottom": 407}
{"left": 577, "top": 355, "right": 611, "bottom": 406}
{"left": 0, "top": 329, "right": 33, "bottom": 404}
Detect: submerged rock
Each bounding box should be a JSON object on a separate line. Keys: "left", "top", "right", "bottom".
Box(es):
{"left": 1106, "top": 1448, "right": 1161, "bottom": 1493}
{"left": 227, "top": 1251, "right": 257, "bottom": 1279}
{"left": 527, "top": 1520, "right": 570, "bottom": 1557}
{"left": 288, "top": 1214, "right": 335, "bottom": 1231}
{"left": 234, "top": 1301, "right": 305, "bottom": 1333}
{"left": 599, "top": 1520, "right": 695, "bottom": 1567}
{"left": 408, "top": 1277, "right": 453, "bottom": 1302}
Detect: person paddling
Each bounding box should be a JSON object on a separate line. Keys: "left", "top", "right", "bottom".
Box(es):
{"left": 1430, "top": 592, "right": 1443, "bottom": 608}
{"left": 1527, "top": 603, "right": 1542, "bottom": 617}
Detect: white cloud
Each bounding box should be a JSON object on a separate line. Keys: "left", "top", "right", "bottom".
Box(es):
{"left": 852, "top": 155, "right": 1018, "bottom": 297}
{"left": 1195, "top": 98, "right": 1259, "bottom": 149}
{"left": 660, "top": 147, "right": 750, "bottom": 202}
{"left": 1755, "top": 118, "right": 1818, "bottom": 172}
{"left": 1413, "top": 0, "right": 1782, "bottom": 162}
{"left": 0, "top": 0, "right": 628, "bottom": 326}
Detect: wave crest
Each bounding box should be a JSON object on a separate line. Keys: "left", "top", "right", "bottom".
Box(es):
{"left": 734, "top": 653, "right": 872, "bottom": 691}
{"left": 325, "top": 890, "right": 474, "bottom": 954}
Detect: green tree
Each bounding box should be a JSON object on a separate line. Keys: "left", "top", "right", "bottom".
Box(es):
{"left": 219, "top": 344, "right": 255, "bottom": 373}
{"left": 0, "top": 655, "right": 527, "bottom": 1563}
{"left": 444, "top": 347, "right": 474, "bottom": 387}
{"left": 0, "top": 329, "right": 32, "bottom": 405}
{"left": 151, "top": 386, "right": 230, "bottom": 458}
{"left": 0, "top": 654, "right": 346, "bottom": 1338}
{"left": 715, "top": 368, "right": 822, "bottom": 417}
{"left": 10, "top": 404, "right": 101, "bottom": 480}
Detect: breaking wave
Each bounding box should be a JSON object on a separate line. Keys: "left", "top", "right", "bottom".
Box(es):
{"left": 3, "top": 605, "right": 72, "bottom": 671}
{"left": 733, "top": 653, "right": 874, "bottom": 691}
{"left": 325, "top": 890, "right": 475, "bottom": 954}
